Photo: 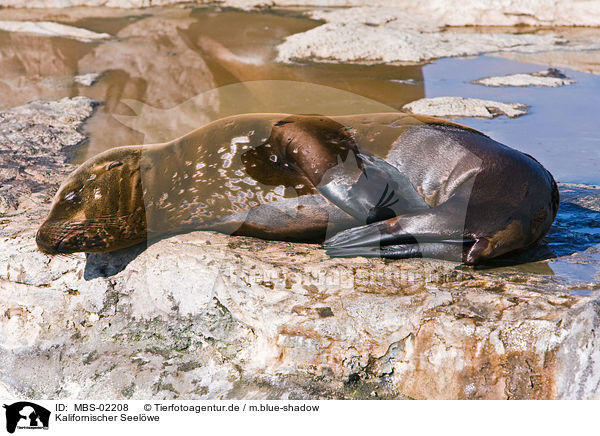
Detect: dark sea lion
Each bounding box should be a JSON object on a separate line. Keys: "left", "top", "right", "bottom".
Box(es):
{"left": 36, "top": 112, "right": 559, "bottom": 265}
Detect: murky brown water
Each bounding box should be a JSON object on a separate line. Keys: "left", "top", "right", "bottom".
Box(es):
{"left": 0, "top": 6, "right": 423, "bottom": 161}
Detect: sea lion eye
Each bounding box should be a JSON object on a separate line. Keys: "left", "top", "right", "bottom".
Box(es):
{"left": 64, "top": 191, "right": 78, "bottom": 202}
{"left": 106, "top": 161, "right": 123, "bottom": 170}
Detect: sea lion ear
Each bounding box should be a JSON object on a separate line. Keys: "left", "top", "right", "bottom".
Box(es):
{"left": 105, "top": 161, "right": 123, "bottom": 170}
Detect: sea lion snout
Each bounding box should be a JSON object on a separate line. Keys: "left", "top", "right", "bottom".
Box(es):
{"left": 35, "top": 226, "right": 60, "bottom": 255}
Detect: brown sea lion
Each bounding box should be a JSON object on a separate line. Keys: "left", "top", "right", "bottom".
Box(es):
{"left": 36, "top": 112, "right": 559, "bottom": 265}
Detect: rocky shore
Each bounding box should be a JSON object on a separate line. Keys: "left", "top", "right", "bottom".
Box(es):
{"left": 1, "top": 2, "right": 600, "bottom": 400}
{"left": 1, "top": 97, "right": 600, "bottom": 400}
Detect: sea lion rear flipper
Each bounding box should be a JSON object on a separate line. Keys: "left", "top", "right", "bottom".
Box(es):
{"left": 326, "top": 240, "right": 468, "bottom": 261}
{"left": 323, "top": 193, "right": 476, "bottom": 262}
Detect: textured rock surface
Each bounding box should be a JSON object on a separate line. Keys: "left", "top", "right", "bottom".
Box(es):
{"left": 402, "top": 97, "right": 528, "bottom": 119}
{"left": 275, "top": 23, "right": 572, "bottom": 65}
{"left": 1, "top": 229, "right": 599, "bottom": 400}
{"left": 498, "top": 50, "right": 600, "bottom": 75}
{"left": 274, "top": 5, "right": 600, "bottom": 65}
{"left": 1, "top": 0, "right": 600, "bottom": 28}
{"left": 224, "top": 1, "right": 600, "bottom": 27}
{"left": 0, "top": 97, "right": 97, "bottom": 220}
{"left": 1, "top": 98, "right": 600, "bottom": 400}
{"left": 473, "top": 68, "right": 575, "bottom": 87}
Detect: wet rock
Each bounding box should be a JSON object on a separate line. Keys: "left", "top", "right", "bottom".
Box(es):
{"left": 571, "top": 195, "right": 600, "bottom": 212}
{"left": 402, "top": 96, "right": 528, "bottom": 119}
{"left": 473, "top": 68, "right": 575, "bottom": 87}
{"left": 0, "top": 21, "right": 110, "bottom": 42}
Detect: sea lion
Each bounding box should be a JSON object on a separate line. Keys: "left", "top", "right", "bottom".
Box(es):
{"left": 36, "top": 112, "right": 559, "bottom": 265}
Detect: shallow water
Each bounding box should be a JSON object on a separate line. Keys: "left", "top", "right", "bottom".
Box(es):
{"left": 423, "top": 55, "right": 600, "bottom": 185}
{"left": 0, "top": 6, "right": 599, "bottom": 281}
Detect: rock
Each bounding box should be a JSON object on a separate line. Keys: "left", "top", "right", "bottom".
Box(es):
{"left": 571, "top": 195, "right": 600, "bottom": 212}
{"left": 473, "top": 68, "right": 575, "bottom": 87}
{"left": 1, "top": 0, "right": 600, "bottom": 28}
{"left": 0, "top": 97, "right": 97, "bottom": 226}
{"left": 2, "top": 228, "right": 600, "bottom": 399}
{"left": 223, "top": 1, "right": 600, "bottom": 27}
{"left": 0, "top": 21, "right": 110, "bottom": 42}
{"left": 402, "top": 97, "right": 528, "bottom": 119}
{"left": 2, "top": 98, "right": 600, "bottom": 400}
{"left": 273, "top": 4, "right": 600, "bottom": 65}
{"left": 275, "top": 23, "right": 573, "bottom": 64}
{"left": 73, "top": 73, "right": 102, "bottom": 87}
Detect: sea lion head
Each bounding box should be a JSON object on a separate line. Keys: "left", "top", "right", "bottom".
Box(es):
{"left": 36, "top": 146, "right": 147, "bottom": 254}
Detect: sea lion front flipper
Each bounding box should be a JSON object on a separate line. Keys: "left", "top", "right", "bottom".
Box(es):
{"left": 317, "top": 153, "right": 429, "bottom": 223}
{"left": 271, "top": 115, "right": 428, "bottom": 222}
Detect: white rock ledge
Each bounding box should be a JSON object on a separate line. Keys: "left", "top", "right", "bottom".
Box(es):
{"left": 0, "top": 21, "right": 110, "bottom": 42}
{"left": 275, "top": 24, "right": 572, "bottom": 65}
{"left": 402, "top": 97, "right": 529, "bottom": 119}
{"left": 272, "top": 4, "right": 600, "bottom": 65}
{"left": 1, "top": 0, "right": 600, "bottom": 28}
{"left": 227, "top": 1, "right": 600, "bottom": 27}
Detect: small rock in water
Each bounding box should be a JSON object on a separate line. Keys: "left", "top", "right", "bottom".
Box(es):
{"left": 74, "top": 73, "right": 102, "bottom": 87}
{"left": 402, "top": 96, "right": 528, "bottom": 119}
{"left": 472, "top": 68, "right": 575, "bottom": 87}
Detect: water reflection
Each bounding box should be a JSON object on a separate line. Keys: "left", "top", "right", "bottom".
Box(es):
{"left": 0, "top": 32, "right": 92, "bottom": 106}
{"left": 548, "top": 193, "right": 600, "bottom": 257}
{"left": 0, "top": 7, "right": 425, "bottom": 162}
